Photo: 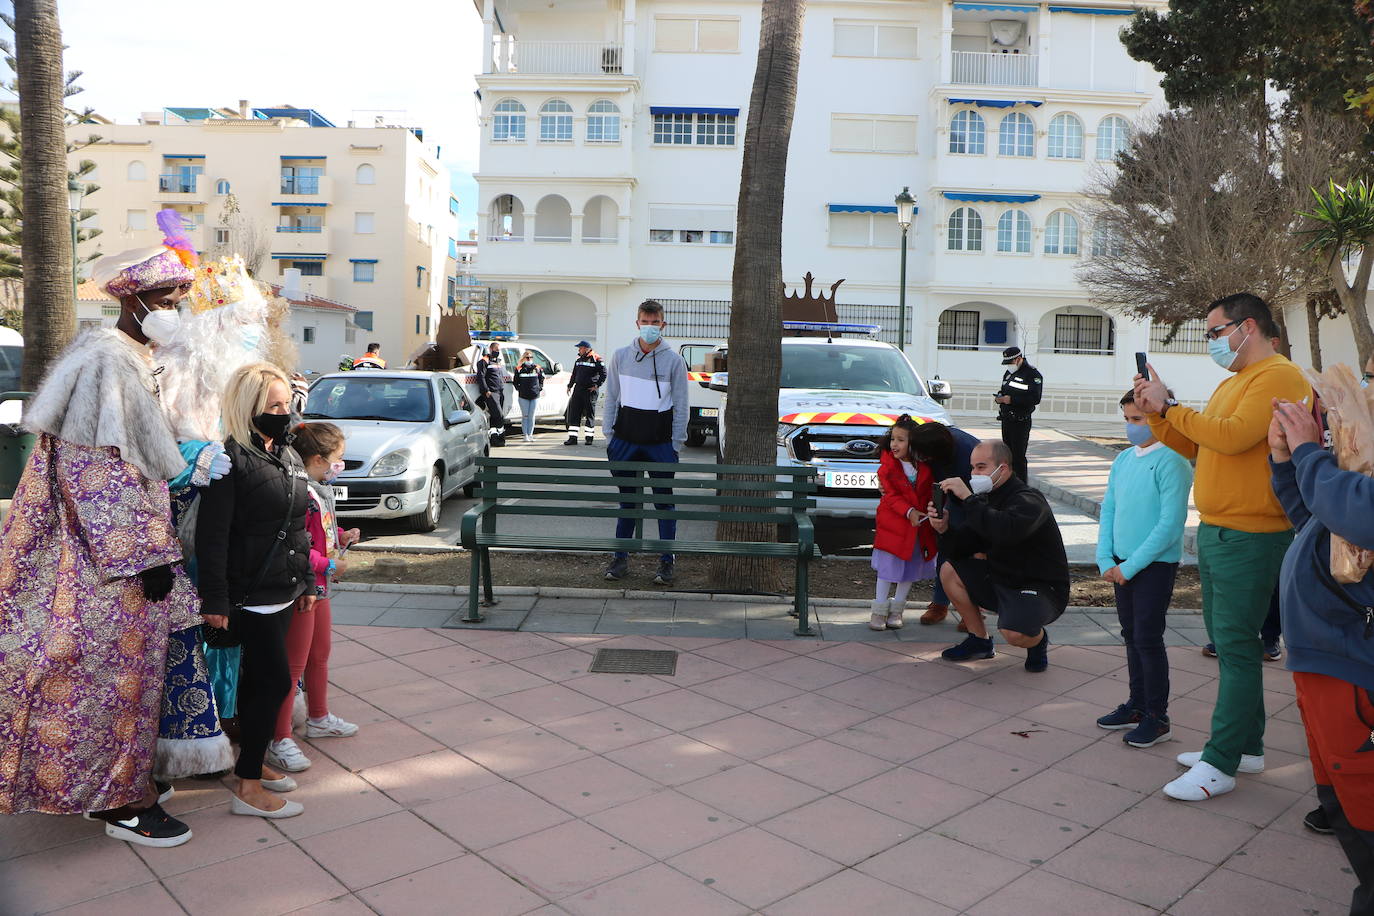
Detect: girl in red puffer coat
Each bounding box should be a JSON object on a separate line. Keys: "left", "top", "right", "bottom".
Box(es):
{"left": 870, "top": 415, "right": 939, "bottom": 630}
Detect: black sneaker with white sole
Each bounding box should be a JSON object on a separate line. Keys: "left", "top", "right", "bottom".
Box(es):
{"left": 1123, "top": 714, "right": 1172, "bottom": 748}
{"left": 155, "top": 781, "right": 174, "bottom": 805}
{"left": 604, "top": 556, "right": 628, "bottom": 581}
{"left": 653, "top": 557, "right": 675, "bottom": 586}
{"left": 92, "top": 804, "right": 192, "bottom": 848}
{"left": 1304, "top": 806, "right": 1335, "bottom": 835}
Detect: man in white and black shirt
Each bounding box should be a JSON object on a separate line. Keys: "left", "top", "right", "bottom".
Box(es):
{"left": 602, "top": 300, "right": 689, "bottom": 585}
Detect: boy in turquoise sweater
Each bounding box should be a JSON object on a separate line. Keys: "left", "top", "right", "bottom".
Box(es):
{"left": 1095, "top": 390, "right": 1195, "bottom": 748}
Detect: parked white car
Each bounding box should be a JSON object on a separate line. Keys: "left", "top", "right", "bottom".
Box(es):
{"left": 715, "top": 327, "right": 954, "bottom": 519}
{"left": 455, "top": 336, "right": 572, "bottom": 430}
{"left": 303, "top": 370, "right": 489, "bottom": 531}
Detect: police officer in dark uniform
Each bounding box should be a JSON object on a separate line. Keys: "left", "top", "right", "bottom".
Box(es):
{"left": 995, "top": 345, "right": 1042, "bottom": 482}
{"left": 564, "top": 339, "right": 607, "bottom": 446}
{"left": 475, "top": 342, "right": 507, "bottom": 443}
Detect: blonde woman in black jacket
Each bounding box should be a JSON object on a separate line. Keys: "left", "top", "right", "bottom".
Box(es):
{"left": 197, "top": 362, "right": 311, "bottom": 818}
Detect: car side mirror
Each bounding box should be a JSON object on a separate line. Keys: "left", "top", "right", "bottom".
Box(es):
{"left": 707, "top": 372, "right": 728, "bottom": 393}
{"left": 446, "top": 409, "right": 472, "bottom": 426}
{"left": 553, "top": 362, "right": 564, "bottom": 374}
{"left": 928, "top": 379, "right": 952, "bottom": 402}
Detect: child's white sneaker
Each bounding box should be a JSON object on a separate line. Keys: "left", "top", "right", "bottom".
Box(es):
{"left": 305, "top": 714, "right": 359, "bottom": 739}
{"left": 886, "top": 598, "right": 906, "bottom": 629}
{"left": 1163, "top": 761, "right": 1235, "bottom": 801}
{"left": 266, "top": 738, "right": 312, "bottom": 772}
{"left": 868, "top": 599, "right": 889, "bottom": 631}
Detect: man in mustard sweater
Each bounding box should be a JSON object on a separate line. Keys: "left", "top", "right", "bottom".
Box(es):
{"left": 1134, "top": 293, "right": 1309, "bottom": 803}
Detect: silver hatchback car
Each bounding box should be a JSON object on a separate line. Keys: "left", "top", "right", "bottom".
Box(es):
{"left": 303, "top": 370, "right": 489, "bottom": 531}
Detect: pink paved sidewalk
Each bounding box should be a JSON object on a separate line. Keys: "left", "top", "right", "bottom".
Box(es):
{"left": 0, "top": 626, "right": 1347, "bottom": 915}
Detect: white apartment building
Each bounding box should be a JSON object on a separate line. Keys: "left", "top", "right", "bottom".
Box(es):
{"left": 68, "top": 105, "right": 458, "bottom": 368}
{"left": 468, "top": 0, "right": 1274, "bottom": 417}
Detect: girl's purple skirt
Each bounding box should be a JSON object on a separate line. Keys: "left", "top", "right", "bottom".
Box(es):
{"left": 871, "top": 549, "right": 936, "bottom": 583}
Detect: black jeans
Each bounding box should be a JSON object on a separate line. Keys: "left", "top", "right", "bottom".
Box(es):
{"left": 482, "top": 390, "right": 505, "bottom": 431}
{"left": 234, "top": 606, "right": 294, "bottom": 781}
{"left": 566, "top": 388, "right": 597, "bottom": 430}
{"left": 1115, "top": 560, "right": 1177, "bottom": 718}
{"left": 1000, "top": 416, "right": 1032, "bottom": 482}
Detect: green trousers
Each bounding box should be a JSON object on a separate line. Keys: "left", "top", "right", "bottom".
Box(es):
{"left": 1197, "top": 523, "right": 1293, "bottom": 776}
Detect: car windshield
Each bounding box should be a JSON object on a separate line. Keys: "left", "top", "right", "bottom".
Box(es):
{"left": 0, "top": 345, "right": 21, "bottom": 393}
{"left": 305, "top": 377, "right": 434, "bottom": 422}
{"left": 779, "top": 343, "right": 926, "bottom": 395}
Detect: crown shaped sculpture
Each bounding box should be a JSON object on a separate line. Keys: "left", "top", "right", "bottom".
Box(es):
{"left": 781, "top": 272, "right": 844, "bottom": 324}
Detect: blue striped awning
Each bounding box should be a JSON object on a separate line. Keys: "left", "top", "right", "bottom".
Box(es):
{"left": 271, "top": 201, "right": 329, "bottom": 207}
{"left": 1048, "top": 5, "right": 1136, "bottom": 14}
{"left": 271, "top": 253, "right": 328, "bottom": 260}
{"left": 348, "top": 258, "right": 378, "bottom": 264}
{"left": 163, "top": 154, "right": 205, "bottom": 159}
{"left": 953, "top": 2, "right": 1037, "bottom": 11}
{"left": 828, "top": 204, "right": 902, "bottom": 214}
{"left": 948, "top": 98, "right": 1044, "bottom": 108}
{"left": 943, "top": 191, "right": 1041, "bottom": 203}
{"left": 649, "top": 106, "right": 740, "bottom": 117}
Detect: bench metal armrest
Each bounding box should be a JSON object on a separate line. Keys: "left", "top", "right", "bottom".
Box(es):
{"left": 459, "top": 501, "right": 491, "bottom": 549}
{"left": 794, "top": 509, "right": 815, "bottom": 557}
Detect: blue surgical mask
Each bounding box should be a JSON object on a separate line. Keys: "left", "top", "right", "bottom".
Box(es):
{"left": 1125, "top": 423, "right": 1154, "bottom": 447}
{"left": 1207, "top": 324, "right": 1249, "bottom": 371}
{"left": 638, "top": 324, "right": 662, "bottom": 346}
{"left": 240, "top": 326, "right": 262, "bottom": 351}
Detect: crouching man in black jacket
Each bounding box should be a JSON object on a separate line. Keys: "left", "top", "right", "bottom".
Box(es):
{"left": 928, "top": 439, "right": 1070, "bottom": 673}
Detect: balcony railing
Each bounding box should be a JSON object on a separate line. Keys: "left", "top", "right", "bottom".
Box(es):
{"left": 490, "top": 38, "right": 623, "bottom": 75}
{"left": 951, "top": 51, "right": 1038, "bottom": 87}
{"left": 276, "top": 225, "right": 324, "bottom": 233}
{"left": 280, "top": 176, "right": 321, "bottom": 195}
{"left": 158, "top": 174, "right": 198, "bottom": 193}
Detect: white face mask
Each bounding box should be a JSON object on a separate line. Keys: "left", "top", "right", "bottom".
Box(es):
{"left": 134, "top": 297, "right": 181, "bottom": 345}
{"left": 969, "top": 464, "right": 1005, "bottom": 495}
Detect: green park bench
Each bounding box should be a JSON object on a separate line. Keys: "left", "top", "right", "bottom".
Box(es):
{"left": 458, "top": 456, "right": 821, "bottom": 635}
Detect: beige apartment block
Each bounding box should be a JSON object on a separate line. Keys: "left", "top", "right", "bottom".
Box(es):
{"left": 67, "top": 106, "right": 456, "bottom": 366}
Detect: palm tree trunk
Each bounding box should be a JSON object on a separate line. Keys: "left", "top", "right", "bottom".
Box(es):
{"left": 1330, "top": 247, "right": 1374, "bottom": 368}
{"left": 1306, "top": 294, "right": 1324, "bottom": 372}
{"left": 712, "top": 0, "right": 806, "bottom": 591}
{"left": 16, "top": 0, "right": 74, "bottom": 390}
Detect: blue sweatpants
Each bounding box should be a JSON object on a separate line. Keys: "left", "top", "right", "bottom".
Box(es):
{"left": 607, "top": 436, "right": 678, "bottom": 559}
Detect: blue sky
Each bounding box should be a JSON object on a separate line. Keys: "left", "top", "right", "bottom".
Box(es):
{"left": 6, "top": 1, "right": 485, "bottom": 237}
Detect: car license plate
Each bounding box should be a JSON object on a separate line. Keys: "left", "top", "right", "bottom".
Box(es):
{"left": 824, "top": 471, "right": 878, "bottom": 490}
{"left": 699, "top": 408, "right": 718, "bottom": 418}
{"left": 332, "top": 486, "right": 349, "bottom": 501}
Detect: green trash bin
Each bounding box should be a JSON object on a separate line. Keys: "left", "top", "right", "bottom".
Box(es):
{"left": 0, "top": 391, "right": 34, "bottom": 500}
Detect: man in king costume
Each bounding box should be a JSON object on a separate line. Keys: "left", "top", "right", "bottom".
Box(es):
{"left": 0, "top": 239, "right": 205, "bottom": 848}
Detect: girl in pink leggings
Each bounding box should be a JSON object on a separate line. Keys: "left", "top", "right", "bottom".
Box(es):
{"left": 266, "top": 422, "right": 361, "bottom": 773}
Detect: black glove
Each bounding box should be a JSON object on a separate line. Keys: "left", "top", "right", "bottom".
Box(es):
{"left": 139, "top": 564, "right": 175, "bottom": 602}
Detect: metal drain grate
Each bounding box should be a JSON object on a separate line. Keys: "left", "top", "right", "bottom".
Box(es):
{"left": 588, "top": 648, "right": 679, "bottom": 676}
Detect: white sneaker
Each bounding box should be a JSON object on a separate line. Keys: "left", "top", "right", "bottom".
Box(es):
{"left": 868, "top": 599, "right": 889, "bottom": 631}
{"left": 265, "top": 738, "right": 312, "bottom": 772}
{"left": 1163, "top": 761, "right": 1236, "bottom": 801}
{"left": 1176, "top": 750, "right": 1264, "bottom": 774}
{"left": 305, "top": 714, "right": 359, "bottom": 739}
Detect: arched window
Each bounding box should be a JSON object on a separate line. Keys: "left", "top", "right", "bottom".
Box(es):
{"left": 1091, "top": 222, "right": 1124, "bottom": 257}
{"left": 999, "top": 112, "right": 1034, "bottom": 157}
{"left": 1096, "top": 115, "right": 1130, "bottom": 160}
{"left": 947, "top": 207, "right": 983, "bottom": 251}
{"left": 949, "top": 110, "right": 986, "bottom": 155}
{"left": 1044, "top": 211, "right": 1080, "bottom": 255}
{"left": 355, "top": 163, "right": 375, "bottom": 185}
{"left": 586, "top": 99, "right": 621, "bottom": 143}
{"left": 539, "top": 99, "right": 574, "bottom": 142}
{"left": 215, "top": 178, "right": 231, "bottom": 195}
{"left": 1048, "top": 113, "right": 1084, "bottom": 159}
{"left": 996, "top": 209, "right": 1032, "bottom": 253}
{"left": 534, "top": 194, "right": 573, "bottom": 242}
{"left": 492, "top": 98, "right": 526, "bottom": 142}
{"left": 127, "top": 160, "right": 146, "bottom": 181}
{"left": 489, "top": 193, "right": 525, "bottom": 241}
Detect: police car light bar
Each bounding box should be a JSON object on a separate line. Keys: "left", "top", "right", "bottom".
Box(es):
{"left": 471, "top": 330, "right": 517, "bottom": 340}
{"left": 781, "top": 321, "right": 882, "bottom": 335}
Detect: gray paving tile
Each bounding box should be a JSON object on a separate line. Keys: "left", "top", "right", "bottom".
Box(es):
{"left": 666, "top": 622, "right": 748, "bottom": 640}
{"left": 601, "top": 600, "right": 676, "bottom": 619}
{"left": 331, "top": 592, "right": 403, "bottom": 608}
{"left": 520, "top": 613, "right": 603, "bottom": 634}
{"left": 371, "top": 606, "right": 456, "bottom": 628}
{"left": 821, "top": 623, "right": 904, "bottom": 643}
{"left": 747, "top": 619, "right": 817, "bottom": 641}
{"left": 330, "top": 604, "right": 387, "bottom": 625}
{"left": 1164, "top": 628, "right": 1205, "bottom": 647}
{"left": 531, "top": 598, "right": 607, "bottom": 615}
{"left": 441, "top": 609, "right": 529, "bottom": 630}
{"left": 592, "top": 619, "right": 674, "bottom": 636}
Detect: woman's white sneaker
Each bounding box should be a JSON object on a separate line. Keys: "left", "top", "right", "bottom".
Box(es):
{"left": 1175, "top": 750, "right": 1264, "bottom": 774}
{"left": 1163, "top": 761, "right": 1236, "bottom": 801}
{"left": 265, "top": 737, "right": 312, "bottom": 772}
{"left": 305, "top": 714, "right": 359, "bottom": 738}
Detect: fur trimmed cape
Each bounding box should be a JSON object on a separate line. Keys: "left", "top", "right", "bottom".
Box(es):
{"left": 23, "top": 328, "right": 187, "bottom": 482}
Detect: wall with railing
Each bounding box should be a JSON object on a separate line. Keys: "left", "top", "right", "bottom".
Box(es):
{"left": 489, "top": 38, "right": 625, "bottom": 75}
{"left": 951, "top": 51, "right": 1038, "bottom": 87}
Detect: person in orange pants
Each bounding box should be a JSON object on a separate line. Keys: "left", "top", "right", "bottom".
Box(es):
{"left": 1270, "top": 398, "right": 1374, "bottom": 914}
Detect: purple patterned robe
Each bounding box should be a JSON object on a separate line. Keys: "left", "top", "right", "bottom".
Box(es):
{"left": 0, "top": 435, "right": 200, "bottom": 814}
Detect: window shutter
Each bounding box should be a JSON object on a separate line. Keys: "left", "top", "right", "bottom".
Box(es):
{"left": 697, "top": 18, "right": 739, "bottom": 51}
{"left": 829, "top": 213, "right": 871, "bottom": 246}
{"left": 873, "top": 118, "right": 916, "bottom": 153}
{"left": 831, "top": 115, "right": 875, "bottom": 151}
{"left": 875, "top": 26, "right": 918, "bottom": 58}
{"left": 833, "top": 23, "right": 873, "bottom": 56}
{"left": 656, "top": 18, "right": 694, "bottom": 51}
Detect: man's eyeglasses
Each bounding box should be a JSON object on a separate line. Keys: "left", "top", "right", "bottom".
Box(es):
{"left": 1204, "top": 319, "right": 1243, "bottom": 340}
